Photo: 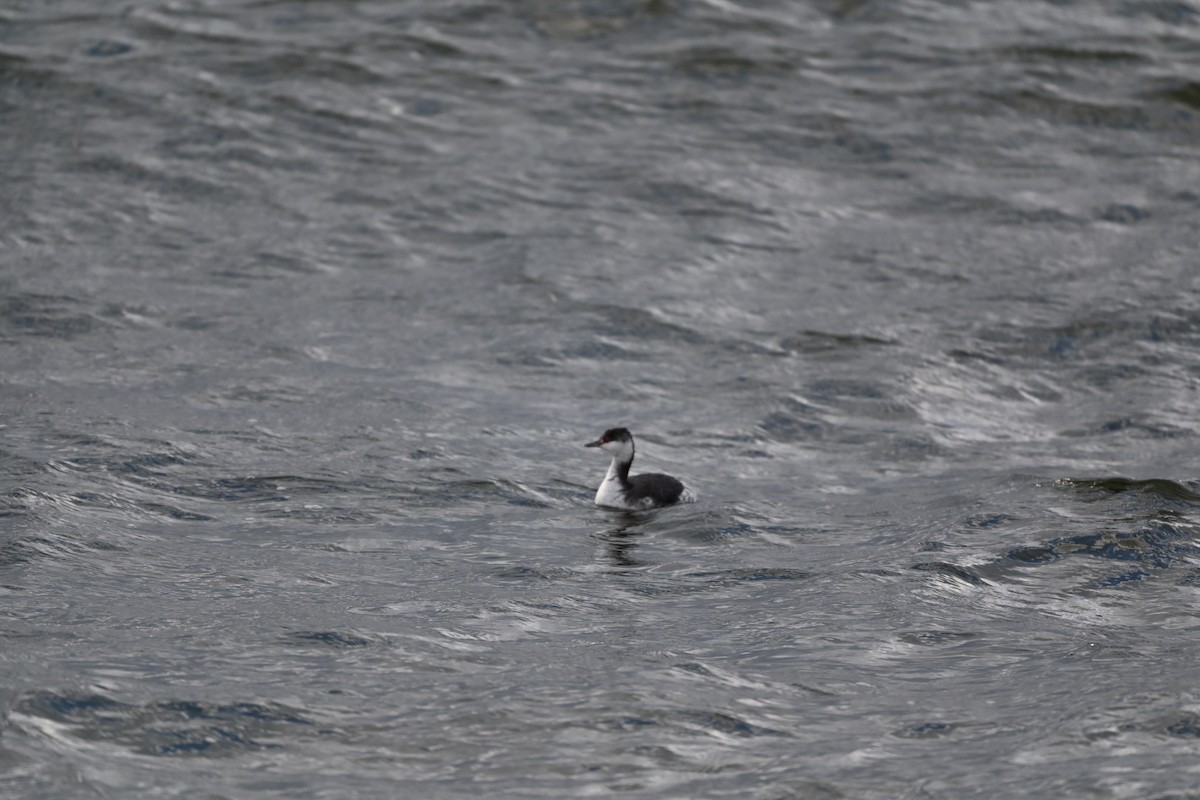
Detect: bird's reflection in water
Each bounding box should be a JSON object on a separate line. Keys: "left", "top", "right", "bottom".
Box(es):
{"left": 597, "top": 513, "right": 646, "bottom": 568}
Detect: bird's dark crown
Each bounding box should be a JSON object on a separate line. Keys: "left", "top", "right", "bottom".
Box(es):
{"left": 599, "top": 427, "right": 631, "bottom": 443}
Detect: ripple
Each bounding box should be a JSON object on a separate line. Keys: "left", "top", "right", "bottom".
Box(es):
{"left": 685, "top": 567, "right": 812, "bottom": 584}
{"left": 0, "top": 534, "right": 115, "bottom": 567}
{"left": 490, "top": 565, "right": 584, "bottom": 582}
{"left": 7, "top": 0, "right": 1200, "bottom": 796}
{"left": 73, "top": 153, "right": 235, "bottom": 202}
{"left": 526, "top": 0, "right": 676, "bottom": 39}
{"left": 286, "top": 630, "right": 383, "bottom": 649}
{"left": 911, "top": 561, "right": 989, "bottom": 587}
{"left": 417, "top": 478, "right": 556, "bottom": 509}
{"left": 0, "top": 293, "right": 104, "bottom": 341}
{"left": 893, "top": 721, "right": 957, "bottom": 739}
{"left": 943, "top": 512, "right": 1200, "bottom": 592}
{"left": 597, "top": 707, "right": 788, "bottom": 740}
{"left": 895, "top": 630, "right": 979, "bottom": 647}
{"left": 12, "top": 690, "right": 321, "bottom": 758}
{"left": 1018, "top": 91, "right": 1149, "bottom": 130}
{"left": 1057, "top": 476, "right": 1200, "bottom": 505}
{"left": 779, "top": 330, "right": 897, "bottom": 355}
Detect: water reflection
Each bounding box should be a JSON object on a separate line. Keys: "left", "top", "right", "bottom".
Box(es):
{"left": 596, "top": 514, "right": 647, "bottom": 568}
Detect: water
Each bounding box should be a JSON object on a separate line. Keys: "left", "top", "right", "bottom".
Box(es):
{"left": 3, "top": 0, "right": 1200, "bottom": 797}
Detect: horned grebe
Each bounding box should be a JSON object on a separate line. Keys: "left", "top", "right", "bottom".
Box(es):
{"left": 585, "top": 427, "right": 697, "bottom": 510}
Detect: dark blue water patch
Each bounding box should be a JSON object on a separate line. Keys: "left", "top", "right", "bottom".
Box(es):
{"left": 287, "top": 630, "right": 380, "bottom": 648}
{"left": 25, "top": 691, "right": 125, "bottom": 719}
{"left": 912, "top": 192, "right": 1075, "bottom": 226}
{"left": 1076, "top": 363, "right": 1156, "bottom": 392}
{"left": 1051, "top": 524, "right": 1192, "bottom": 570}
{"left": 921, "top": 537, "right": 951, "bottom": 553}
{"left": 779, "top": 330, "right": 897, "bottom": 355}
{"left": 1144, "top": 309, "right": 1200, "bottom": 344}
{"left": 911, "top": 561, "right": 989, "bottom": 586}
{"left": 685, "top": 567, "right": 811, "bottom": 584}
{"left": 526, "top": 0, "right": 680, "bottom": 41}
{"left": 757, "top": 410, "right": 822, "bottom": 443}
{"left": 1096, "top": 203, "right": 1150, "bottom": 224}
{"left": 14, "top": 691, "right": 318, "bottom": 758}
{"left": 596, "top": 706, "right": 789, "bottom": 738}
{"left": 542, "top": 481, "right": 596, "bottom": 505}
{"left": 1176, "top": 569, "right": 1200, "bottom": 586}
{"left": 57, "top": 445, "right": 204, "bottom": 483}
{"left": 0, "top": 537, "right": 36, "bottom": 568}
{"left": 1121, "top": 0, "right": 1200, "bottom": 25}
{"left": 947, "top": 347, "right": 1006, "bottom": 366}
{"left": 0, "top": 293, "right": 103, "bottom": 340}
{"left": 0, "top": 532, "right": 128, "bottom": 568}
{"left": 964, "top": 512, "right": 1016, "bottom": 530}
{"left": 494, "top": 351, "right": 560, "bottom": 368}
{"left": 716, "top": 520, "right": 754, "bottom": 538}
{"left": 1001, "top": 544, "right": 1058, "bottom": 565}
{"left": 755, "top": 394, "right": 825, "bottom": 443}
{"left": 1161, "top": 713, "right": 1200, "bottom": 739}
{"left": 224, "top": 51, "right": 383, "bottom": 87}
{"left": 668, "top": 44, "right": 797, "bottom": 83}
{"left": 895, "top": 630, "right": 979, "bottom": 647}
{"left": 64, "top": 489, "right": 211, "bottom": 524}
{"left": 1090, "top": 710, "right": 1200, "bottom": 743}
{"left": 976, "top": 309, "right": 1200, "bottom": 373}
{"left": 966, "top": 318, "right": 1108, "bottom": 365}
{"left": 855, "top": 568, "right": 902, "bottom": 580}
{"left": 1086, "top": 708, "right": 1200, "bottom": 748}
{"left": 1096, "top": 568, "right": 1151, "bottom": 588}
{"left": 1060, "top": 416, "right": 1182, "bottom": 438}
{"left": 0, "top": 486, "right": 38, "bottom": 520}
{"left": 491, "top": 565, "right": 582, "bottom": 581}
{"left": 152, "top": 726, "right": 270, "bottom": 756}
{"left": 260, "top": 502, "right": 378, "bottom": 524}
{"left": 1000, "top": 44, "right": 1150, "bottom": 65}
{"left": 407, "top": 97, "right": 445, "bottom": 117}
{"left": 18, "top": 451, "right": 216, "bottom": 522}
{"left": 889, "top": 435, "right": 943, "bottom": 460}
{"left": 893, "top": 721, "right": 957, "bottom": 739}
{"left": 643, "top": 508, "right": 760, "bottom": 545}
{"left": 673, "top": 709, "right": 786, "bottom": 738}
{"left": 673, "top": 662, "right": 714, "bottom": 677}
{"left": 84, "top": 40, "right": 134, "bottom": 58}
{"left": 1047, "top": 322, "right": 1118, "bottom": 361}
{"left": 982, "top": 88, "right": 1150, "bottom": 130}
{"left": 136, "top": 501, "right": 215, "bottom": 522}
{"left": 986, "top": 518, "right": 1198, "bottom": 588}
{"left": 830, "top": 128, "right": 896, "bottom": 165}
{"left": 586, "top": 304, "right": 706, "bottom": 347}
{"left": 596, "top": 715, "right": 659, "bottom": 733}
{"left": 1058, "top": 477, "right": 1200, "bottom": 506}
{"left": 593, "top": 528, "right": 649, "bottom": 569}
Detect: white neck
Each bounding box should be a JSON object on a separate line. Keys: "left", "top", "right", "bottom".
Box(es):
{"left": 603, "top": 456, "right": 623, "bottom": 484}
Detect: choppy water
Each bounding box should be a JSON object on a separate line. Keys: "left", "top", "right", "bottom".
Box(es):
{"left": 3, "top": 1, "right": 1200, "bottom": 797}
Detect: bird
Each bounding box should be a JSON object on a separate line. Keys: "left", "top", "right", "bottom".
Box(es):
{"left": 585, "top": 427, "right": 696, "bottom": 510}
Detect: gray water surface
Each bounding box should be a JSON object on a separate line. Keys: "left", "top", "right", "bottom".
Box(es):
{"left": 3, "top": 1, "right": 1200, "bottom": 797}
